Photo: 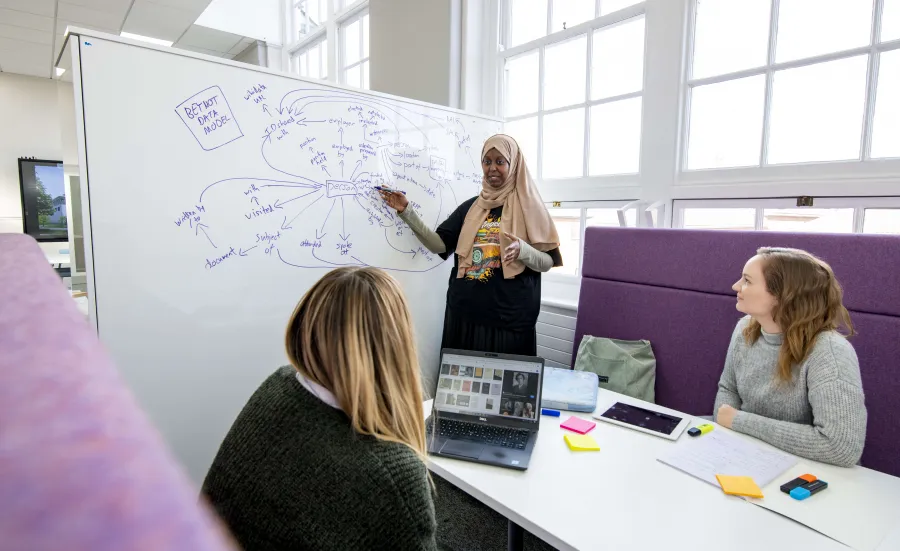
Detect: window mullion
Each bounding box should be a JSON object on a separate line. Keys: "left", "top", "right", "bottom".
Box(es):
{"left": 853, "top": 207, "right": 865, "bottom": 233}
{"left": 760, "top": 0, "right": 780, "bottom": 167}
{"left": 862, "top": 0, "right": 885, "bottom": 160}
{"left": 547, "top": 0, "right": 553, "bottom": 36}
{"left": 754, "top": 208, "right": 765, "bottom": 230}
{"left": 537, "top": 45, "right": 546, "bottom": 179}
{"left": 578, "top": 208, "right": 587, "bottom": 276}
{"left": 583, "top": 30, "right": 593, "bottom": 178}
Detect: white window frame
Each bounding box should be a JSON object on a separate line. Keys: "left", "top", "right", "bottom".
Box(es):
{"left": 285, "top": 0, "right": 368, "bottom": 83}
{"left": 499, "top": 1, "right": 647, "bottom": 190}
{"left": 292, "top": 36, "right": 329, "bottom": 80}
{"left": 544, "top": 199, "right": 637, "bottom": 281}
{"left": 679, "top": 0, "right": 900, "bottom": 195}
{"left": 673, "top": 197, "right": 900, "bottom": 234}
{"left": 339, "top": 7, "right": 369, "bottom": 88}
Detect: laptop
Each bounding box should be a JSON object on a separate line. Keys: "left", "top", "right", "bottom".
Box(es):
{"left": 426, "top": 348, "right": 544, "bottom": 470}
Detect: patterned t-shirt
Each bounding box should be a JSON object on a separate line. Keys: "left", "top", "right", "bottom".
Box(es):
{"left": 464, "top": 212, "right": 502, "bottom": 281}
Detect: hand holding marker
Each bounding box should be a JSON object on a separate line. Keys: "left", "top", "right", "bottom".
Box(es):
{"left": 377, "top": 186, "right": 409, "bottom": 213}
{"left": 374, "top": 186, "right": 406, "bottom": 195}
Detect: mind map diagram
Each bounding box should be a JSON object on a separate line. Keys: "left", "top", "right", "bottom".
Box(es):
{"left": 173, "top": 83, "right": 498, "bottom": 273}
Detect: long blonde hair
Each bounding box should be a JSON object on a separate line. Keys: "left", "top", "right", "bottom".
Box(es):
{"left": 285, "top": 267, "right": 427, "bottom": 458}
{"left": 743, "top": 247, "right": 855, "bottom": 382}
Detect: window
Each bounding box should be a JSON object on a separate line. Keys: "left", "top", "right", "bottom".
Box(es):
{"left": 287, "top": 1, "right": 369, "bottom": 86}
{"left": 295, "top": 39, "right": 328, "bottom": 80}
{"left": 341, "top": 10, "right": 369, "bottom": 89}
{"left": 502, "top": 1, "right": 646, "bottom": 181}
{"left": 686, "top": 0, "right": 900, "bottom": 169}
{"left": 545, "top": 201, "right": 637, "bottom": 276}
{"left": 674, "top": 199, "right": 900, "bottom": 234}
{"left": 292, "top": 0, "right": 328, "bottom": 41}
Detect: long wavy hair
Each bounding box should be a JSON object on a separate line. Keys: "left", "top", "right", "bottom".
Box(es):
{"left": 285, "top": 267, "right": 426, "bottom": 458}
{"left": 744, "top": 247, "right": 855, "bottom": 382}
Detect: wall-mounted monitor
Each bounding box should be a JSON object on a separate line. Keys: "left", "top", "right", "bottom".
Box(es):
{"left": 18, "top": 159, "right": 67, "bottom": 242}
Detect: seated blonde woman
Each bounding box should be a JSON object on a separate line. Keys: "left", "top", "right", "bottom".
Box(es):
{"left": 715, "top": 247, "right": 867, "bottom": 467}
{"left": 202, "top": 267, "right": 437, "bottom": 550}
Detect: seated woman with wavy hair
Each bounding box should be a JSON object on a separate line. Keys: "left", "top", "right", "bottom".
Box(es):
{"left": 715, "top": 247, "right": 867, "bottom": 468}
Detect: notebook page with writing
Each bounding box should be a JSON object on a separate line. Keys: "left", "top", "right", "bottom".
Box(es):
{"left": 657, "top": 430, "right": 797, "bottom": 488}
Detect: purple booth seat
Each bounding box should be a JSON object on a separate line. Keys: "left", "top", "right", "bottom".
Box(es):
{"left": 0, "top": 234, "right": 235, "bottom": 551}
{"left": 574, "top": 227, "right": 900, "bottom": 477}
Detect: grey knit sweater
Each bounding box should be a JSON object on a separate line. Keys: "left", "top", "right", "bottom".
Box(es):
{"left": 202, "top": 366, "right": 438, "bottom": 550}
{"left": 714, "top": 316, "right": 867, "bottom": 467}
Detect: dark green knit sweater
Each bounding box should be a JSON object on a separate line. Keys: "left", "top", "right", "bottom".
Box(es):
{"left": 202, "top": 366, "right": 438, "bottom": 550}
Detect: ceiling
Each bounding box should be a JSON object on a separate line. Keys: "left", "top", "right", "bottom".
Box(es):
{"left": 0, "top": 0, "right": 259, "bottom": 79}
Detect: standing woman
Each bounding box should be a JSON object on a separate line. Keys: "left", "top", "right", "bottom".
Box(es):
{"left": 381, "top": 134, "right": 562, "bottom": 357}
{"left": 382, "top": 134, "right": 561, "bottom": 551}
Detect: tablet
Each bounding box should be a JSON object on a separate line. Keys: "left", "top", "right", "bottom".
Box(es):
{"left": 593, "top": 401, "right": 689, "bottom": 441}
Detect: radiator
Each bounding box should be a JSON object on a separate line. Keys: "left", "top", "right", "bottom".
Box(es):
{"left": 536, "top": 302, "right": 577, "bottom": 369}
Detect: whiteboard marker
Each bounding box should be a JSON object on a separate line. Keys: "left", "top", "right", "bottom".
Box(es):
{"left": 374, "top": 186, "right": 406, "bottom": 195}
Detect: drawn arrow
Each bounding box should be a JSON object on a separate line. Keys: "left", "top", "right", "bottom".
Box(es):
{"left": 316, "top": 228, "right": 327, "bottom": 240}
{"left": 274, "top": 189, "right": 319, "bottom": 209}
{"left": 251, "top": 196, "right": 259, "bottom": 205}
{"left": 321, "top": 199, "right": 337, "bottom": 232}
{"left": 339, "top": 159, "right": 345, "bottom": 177}
{"left": 339, "top": 198, "right": 350, "bottom": 242}
{"left": 384, "top": 228, "right": 416, "bottom": 258}
{"left": 239, "top": 246, "right": 258, "bottom": 257}
{"left": 196, "top": 224, "right": 216, "bottom": 248}
{"left": 322, "top": 166, "right": 331, "bottom": 177}
{"left": 262, "top": 105, "right": 272, "bottom": 117}
{"left": 281, "top": 216, "right": 293, "bottom": 231}
{"left": 350, "top": 160, "right": 363, "bottom": 180}
{"left": 285, "top": 194, "right": 324, "bottom": 229}
{"left": 276, "top": 105, "right": 287, "bottom": 115}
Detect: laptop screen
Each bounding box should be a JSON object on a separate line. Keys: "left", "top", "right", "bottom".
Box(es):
{"left": 435, "top": 353, "right": 542, "bottom": 422}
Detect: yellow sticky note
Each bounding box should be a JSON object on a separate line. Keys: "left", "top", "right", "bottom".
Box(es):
{"left": 715, "top": 474, "right": 764, "bottom": 498}
{"left": 564, "top": 433, "right": 600, "bottom": 451}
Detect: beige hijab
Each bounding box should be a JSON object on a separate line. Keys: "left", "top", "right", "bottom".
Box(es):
{"left": 455, "top": 134, "right": 560, "bottom": 279}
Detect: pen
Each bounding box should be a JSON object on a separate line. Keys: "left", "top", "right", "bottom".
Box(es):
{"left": 374, "top": 186, "right": 406, "bottom": 195}
{"left": 687, "top": 423, "right": 714, "bottom": 437}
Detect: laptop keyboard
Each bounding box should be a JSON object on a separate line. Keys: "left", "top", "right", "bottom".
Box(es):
{"left": 428, "top": 418, "right": 531, "bottom": 450}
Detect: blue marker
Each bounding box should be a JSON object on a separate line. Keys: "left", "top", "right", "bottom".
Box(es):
{"left": 541, "top": 408, "right": 561, "bottom": 417}
{"left": 374, "top": 186, "right": 406, "bottom": 195}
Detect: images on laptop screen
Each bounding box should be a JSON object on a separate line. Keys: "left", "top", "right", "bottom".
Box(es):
{"left": 435, "top": 353, "right": 541, "bottom": 422}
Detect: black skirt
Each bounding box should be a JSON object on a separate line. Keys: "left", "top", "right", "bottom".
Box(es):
{"left": 440, "top": 307, "right": 537, "bottom": 356}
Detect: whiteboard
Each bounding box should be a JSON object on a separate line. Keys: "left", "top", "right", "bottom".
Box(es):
{"left": 68, "top": 32, "right": 500, "bottom": 482}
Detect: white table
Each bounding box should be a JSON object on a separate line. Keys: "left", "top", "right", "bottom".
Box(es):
{"left": 425, "top": 389, "right": 900, "bottom": 551}
{"left": 44, "top": 251, "right": 70, "bottom": 268}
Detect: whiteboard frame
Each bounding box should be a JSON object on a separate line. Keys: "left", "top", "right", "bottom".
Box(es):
{"left": 59, "top": 26, "right": 502, "bottom": 333}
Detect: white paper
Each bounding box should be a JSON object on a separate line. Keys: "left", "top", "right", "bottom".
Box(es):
{"left": 749, "top": 462, "right": 900, "bottom": 551}
{"left": 657, "top": 430, "right": 797, "bottom": 488}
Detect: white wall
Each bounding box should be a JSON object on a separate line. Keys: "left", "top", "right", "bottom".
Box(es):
{"left": 196, "top": 0, "right": 282, "bottom": 43}
{"left": 0, "top": 74, "right": 63, "bottom": 240}
{"left": 369, "top": 0, "right": 462, "bottom": 107}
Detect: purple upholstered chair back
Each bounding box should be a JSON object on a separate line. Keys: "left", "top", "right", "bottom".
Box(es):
{"left": 574, "top": 227, "right": 900, "bottom": 476}
{"left": 0, "top": 234, "right": 235, "bottom": 551}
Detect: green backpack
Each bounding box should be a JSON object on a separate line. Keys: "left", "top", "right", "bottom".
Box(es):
{"left": 574, "top": 335, "right": 657, "bottom": 403}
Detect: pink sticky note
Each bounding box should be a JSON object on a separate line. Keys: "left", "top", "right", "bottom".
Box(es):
{"left": 561, "top": 416, "right": 596, "bottom": 435}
